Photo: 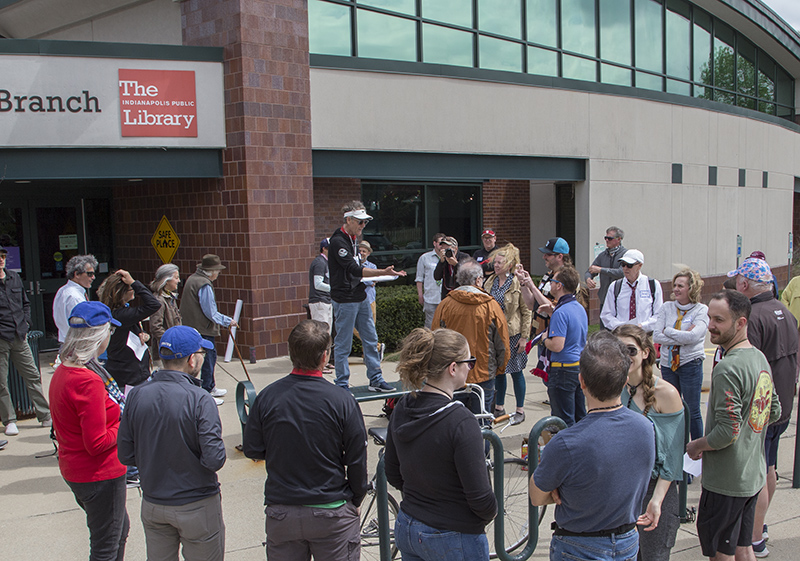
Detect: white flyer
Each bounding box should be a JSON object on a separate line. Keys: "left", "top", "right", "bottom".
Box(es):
{"left": 127, "top": 330, "right": 148, "bottom": 362}
{"left": 223, "top": 299, "right": 243, "bottom": 363}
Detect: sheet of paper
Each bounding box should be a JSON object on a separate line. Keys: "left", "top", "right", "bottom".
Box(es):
{"left": 683, "top": 453, "right": 702, "bottom": 477}
{"left": 224, "top": 299, "right": 243, "bottom": 363}
{"left": 127, "top": 330, "right": 148, "bottom": 361}
{"left": 365, "top": 275, "right": 398, "bottom": 284}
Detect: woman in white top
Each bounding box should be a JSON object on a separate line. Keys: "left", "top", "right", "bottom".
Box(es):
{"left": 652, "top": 268, "right": 708, "bottom": 441}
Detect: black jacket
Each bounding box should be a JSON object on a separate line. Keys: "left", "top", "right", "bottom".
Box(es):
{"left": 118, "top": 369, "right": 226, "bottom": 505}
{"left": 433, "top": 251, "right": 471, "bottom": 299}
{"left": 0, "top": 269, "right": 30, "bottom": 341}
{"left": 329, "top": 227, "right": 366, "bottom": 303}
{"left": 242, "top": 373, "right": 369, "bottom": 507}
{"left": 105, "top": 281, "right": 161, "bottom": 387}
{"left": 385, "top": 392, "right": 497, "bottom": 534}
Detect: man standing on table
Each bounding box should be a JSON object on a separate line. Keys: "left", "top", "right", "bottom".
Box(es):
{"left": 687, "top": 290, "right": 780, "bottom": 561}
{"left": 328, "top": 201, "right": 405, "bottom": 391}
{"left": 243, "top": 319, "right": 368, "bottom": 560}
{"left": 585, "top": 226, "right": 627, "bottom": 327}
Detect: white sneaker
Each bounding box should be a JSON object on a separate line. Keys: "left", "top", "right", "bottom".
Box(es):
{"left": 214, "top": 397, "right": 224, "bottom": 406}
{"left": 5, "top": 422, "right": 19, "bottom": 436}
{"left": 378, "top": 343, "right": 385, "bottom": 363}
{"left": 210, "top": 388, "right": 227, "bottom": 397}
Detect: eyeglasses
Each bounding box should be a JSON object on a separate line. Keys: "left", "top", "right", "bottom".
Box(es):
{"left": 455, "top": 357, "right": 477, "bottom": 370}
{"left": 194, "top": 350, "right": 207, "bottom": 357}
{"left": 621, "top": 262, "right": 637, "bottom": 268}
{"left": 357, "top": 220, "right": 367, "bottom": 226}
{"left": 604, "top": 236, "right": 617, "bottom": 241}
{"left": 626, "top": 345, "right": 640, "bottom": 357}
{"left": 549, "top": 278, "right": 563, "bottom": 286}
{"left": 81, "top": 271, "right": 96, "bottom": 277}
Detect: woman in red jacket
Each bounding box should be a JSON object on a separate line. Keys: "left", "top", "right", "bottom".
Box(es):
{"left": 49, "top": 301, "right": 128, "bottom": 561}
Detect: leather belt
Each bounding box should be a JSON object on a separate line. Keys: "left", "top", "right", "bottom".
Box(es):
{"left": 552, "top": 522, "right": 636, "bottom": 538}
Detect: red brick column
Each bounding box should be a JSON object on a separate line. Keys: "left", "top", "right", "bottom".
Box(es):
{"left": 116, "top": 0, "right": 313, "bottom": 359}
{"left": 482, "top": 180, "right": 531, "bottom": 269}
{"left": 313, "top": 178, "right": 362, "bottom": 240}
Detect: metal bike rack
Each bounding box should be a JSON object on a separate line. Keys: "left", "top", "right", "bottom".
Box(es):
{"left": 374, "top": 455, "right": 392, "bottom": 561}
{"left": 235, "top": 380, "right": 257, "bottom": 442}
{"left": 678, "top": 400, "right": 695, "bottom": 523}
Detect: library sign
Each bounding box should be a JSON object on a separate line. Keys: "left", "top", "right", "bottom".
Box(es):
{"left": 0, "top": 55, "right": 224, "bottom": 148}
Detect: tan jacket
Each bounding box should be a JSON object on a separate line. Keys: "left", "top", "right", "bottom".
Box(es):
{"left": 432, "top": 286, "right": 510, "bottom": 384}
{"left": 150, "top": 291, "right": 182, "bottom": 357}
{"left": 483, "top": 274, "right": 532, "bottom": 339}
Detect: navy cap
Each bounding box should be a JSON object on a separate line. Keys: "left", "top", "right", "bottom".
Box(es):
{"left": 538, "top": 237, "right": 570, "bottom": 254}
{"left": 159, "top": 326, "right": 214, "bottom": 359}
{"left": 69, "top": 301, "right": 122, "bottom": 328}
{"left": 320, "top": 237, "right": 330, "bottom": 252}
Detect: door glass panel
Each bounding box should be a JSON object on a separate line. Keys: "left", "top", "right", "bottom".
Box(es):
{"left": 0, "top": 206, "right": 25, "bottom": 277}
{"left": 84, "top": 198, "right": 114, "bottom": 275}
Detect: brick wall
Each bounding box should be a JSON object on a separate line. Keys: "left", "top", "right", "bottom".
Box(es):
{"left": 313, "top": 178, "right": 362, "bottom": 241}
{"left": 482, "top": 180, "right": 532, "bottom": 269}
{"left": 115, "top": 0, "right": 316, "bottom": 359}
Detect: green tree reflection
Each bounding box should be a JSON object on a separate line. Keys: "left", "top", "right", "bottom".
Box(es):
{"left": 698, "top": 47, "right": 774, "bottom": 112}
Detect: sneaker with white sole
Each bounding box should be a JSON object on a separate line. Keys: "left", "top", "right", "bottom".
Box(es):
{"left": 752, "top": 539, "right": 769, "bottom": 558}
{"left": 214, "top": 397, "right": 224, "bottom": 406}
{"left": 5, "top": 422, "right": 19, "bottom": 436}
{"left": 762, "top": 524, "right": 769, "bottom": 542}
{"left": 210, "top": 388, "right": 227, "bottom": 397}
{"left": 368, "top": 381, "right": 395, "bottom": 393}
{"left": 41, "top": 418, "right": 52, "bottom": 428}
{"left": 126, "top": 476, "right": 141, "bottom": 489}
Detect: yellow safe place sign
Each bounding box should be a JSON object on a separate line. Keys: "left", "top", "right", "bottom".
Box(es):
{"left": 151, "top": 215, "right": 180, "bottom": 264}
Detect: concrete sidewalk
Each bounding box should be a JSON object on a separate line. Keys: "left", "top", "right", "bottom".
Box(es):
{"left": 2, "top": 349, "right": 800, "bottom": 560}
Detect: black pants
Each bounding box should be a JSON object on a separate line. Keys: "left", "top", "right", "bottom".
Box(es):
{"left": 67, "top": 474, "right": 130, "bottom": 561}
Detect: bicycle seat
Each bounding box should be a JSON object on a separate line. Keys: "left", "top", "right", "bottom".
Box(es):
{"left": 368, "top": 427, "right": 388, "bottom": 446}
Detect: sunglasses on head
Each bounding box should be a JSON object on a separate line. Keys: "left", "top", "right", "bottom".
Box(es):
{"left": 455, "top": 357, "right": 477, "bottom": 370}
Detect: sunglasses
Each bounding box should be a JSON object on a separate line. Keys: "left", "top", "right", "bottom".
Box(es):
{"left": 81, "top": 271, "right": 97, "bottom": 277}
{"left": 455, "top": 357, "right": 477, "bottom": 370}
{"left": 626, "top": 345, "right": 639, "bottom": 357}
{"left": 549, "top": 278, "right": 563, "bottom": 286}
{"left": 604, "top": 236, "right": 617, "bottom": 241}
{"left": 621, "top": 262, "right": 638, "bottom": 268}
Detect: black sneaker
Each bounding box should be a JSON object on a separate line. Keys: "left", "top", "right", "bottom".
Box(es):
{"left": 368, "top": 381, "right": 395, "bottom": 393}
{"left": 752, "top": 539, "right": 769, "bottom": 558}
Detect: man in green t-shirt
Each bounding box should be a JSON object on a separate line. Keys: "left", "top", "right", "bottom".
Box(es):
{"left": 687, "top": 290, "right": 781, "bottom": 561}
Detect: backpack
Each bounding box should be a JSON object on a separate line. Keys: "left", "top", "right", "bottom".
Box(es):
{"left": 613, "top": 278, "right": 657, "bottom": 316}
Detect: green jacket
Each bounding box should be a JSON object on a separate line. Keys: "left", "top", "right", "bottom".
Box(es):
{"left": 702, "top": 347, "right": 781, "bottom": 497}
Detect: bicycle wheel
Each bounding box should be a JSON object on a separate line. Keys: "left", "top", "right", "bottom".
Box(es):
{"left": 360, "top": 490, "right": 400, "bottom": 561}
{"left": 488, "top": 457, "right": 530, "bottom": 558}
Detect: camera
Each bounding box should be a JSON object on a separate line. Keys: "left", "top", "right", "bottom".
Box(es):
{"left": 445, "top": 249, "right": 454, "bottom": 258}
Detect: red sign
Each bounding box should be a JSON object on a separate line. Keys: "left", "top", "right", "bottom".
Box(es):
{"left": 118, "top": 69, "right": 197, "bottom": 137}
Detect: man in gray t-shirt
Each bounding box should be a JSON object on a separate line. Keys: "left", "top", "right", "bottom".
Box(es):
{"left": 308, "top": 238, "right": 332, "bottom": 335}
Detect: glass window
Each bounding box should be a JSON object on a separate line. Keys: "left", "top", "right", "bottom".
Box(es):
{"left": 758, "top": 54, "right": 775, "bottom": 103}
{"left": 563, "top": 55, "right": 596, "bottom": 82}
{"left": 426, "top": 184, "right": 481, "bottom": 248}
{"left": 562, "top": 0, "right": 596, "bottom": 57}
{"left": 635, "top": 0, "right": 663, "bottom": 74}
{"left": 713, "top": 22, "right": 735, "bottom": 104}
{"left": 528, "top": 46, "right": 559, "bottom": 76}
{"left": 737, "top": 37, "right": 756, "bottom": 99}
{"left": 423, "top": 24, "right": 474, "bottom": 67}
{"left": 361, "top": 184, "right": 425, "bottom": 272}
{"left": 359, "top": 0, "right": 416, "bottom": 16}
{"left": 602, "top": 63, "right": 632, "bottom": 86}
{"left": 479, "top": 0, "right": 522, "bottom": 39}
{"left": 693, "top": 10, "right": 712, "bottom": 85}
{"left": 527, "top": 0, "right": 558, "bottom": 47}
{"left": 479, "top": 36, "right": 523, "bottom": 72}
{"left": 777, "top": 67, "right": 793, "bottom": 107}
{"left": 309, "top": 0, "right": 352, "bottom": 56}
{"left": 665, "top": 0, "right": 690, "bottom": 80}
{"left": 422, "top": 0, "right": 472, "bottom": 28}
{"left": 357, "top": 9, "right": 417, "bottom": 61}
{"left": 667, "top": 78, "right": 691, "bottom": 95}
{"left": 636, "top": 71, "right": 662, "bottom": 91}
{"left": 599, "top": 0, "right": 631, "bottom": 65}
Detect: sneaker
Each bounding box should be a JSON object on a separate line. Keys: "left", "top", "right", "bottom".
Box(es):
{"left": 368, "top": 381, "right": 395, "bottom": 393}
{"left": 752, "top": 539, "right": 769, "bottom": 558}
{"left": 5, "top": 422, "right": 18, "bottom": 436}
{"left": 126, "top": 476, "right": 141, "bottom": 489}
{"left": 510, "top": 411, "right": 526, "bottom": 425}
{"left": 763, "top": 524, "right": 769, "bottom": 542}
{"left": 41, "top": 418, "right": 52, "bottom": 428}
{"left": 210, "top": 387, "right": 227, "bottom": 397}
{"left": 378, "top": 343, "right": 385, "bottom": 362}
{"left": 214, "top": 397, "right": 224, "bottom": 406}
{"left": 0, "top": 439, "right": 7, "bottom": 450}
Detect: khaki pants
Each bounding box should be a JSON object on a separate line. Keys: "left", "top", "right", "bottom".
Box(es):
{"left": 308, "top": 302, "right": 333, "bottom": 334}
{"left": 0, "top": 336, "right": 50, "bottom": 424}
{"left": 141, "top": 494, "right": 225, "bottom": 561}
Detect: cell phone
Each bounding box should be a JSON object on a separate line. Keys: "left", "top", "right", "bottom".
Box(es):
{"left": 445, "top": 249, "right": 454, "bottom": 258}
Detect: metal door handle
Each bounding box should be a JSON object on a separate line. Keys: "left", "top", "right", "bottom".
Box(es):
{"left": 36, "top": 281, "right": 44, "bottom": 295}
{"left": 26, "top": 282, "right": 34, "bottom": 296}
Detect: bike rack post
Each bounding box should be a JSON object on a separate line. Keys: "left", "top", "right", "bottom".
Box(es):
{"left": 374, "top": 454, "right": 392, "bottom": 561}
{"left": 235, "top": 380, "right": 257, "bottom": 444}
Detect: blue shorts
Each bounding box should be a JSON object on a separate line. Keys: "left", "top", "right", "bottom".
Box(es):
{"left": 764, "top": 420, "right": 789, "bottom": 468}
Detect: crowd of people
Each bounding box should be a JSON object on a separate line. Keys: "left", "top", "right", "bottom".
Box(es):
{"left": 0, "top": 200, "right": 797, "bottom": 561}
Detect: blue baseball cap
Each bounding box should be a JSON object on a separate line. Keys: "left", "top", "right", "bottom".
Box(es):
{"left": 69, "top": 301, "right": 121, "bottom": 328}
{"left": 159, "top": 326, "right": 214, "bottom": 359}
{"left": 538, "top": 237, "right": 570, "bottom": 255}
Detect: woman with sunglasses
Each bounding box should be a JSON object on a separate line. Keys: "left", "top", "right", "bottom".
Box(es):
{"left": 484, "top": 243, "right": 531, "bottom": 424}
{"left": 614, "top": 324, "right": 684, "bottom": 561}
{"left": 652, "top": 268, "right": 708, "bottom": 441}
{"left": 49, "top": 301, "right": 129, "bottom": 561}
{"left": 97, "top": 269, "right": 161, "bottom": 388}
{"left": 386, "top": 328, "right": 497, "bottom": 561}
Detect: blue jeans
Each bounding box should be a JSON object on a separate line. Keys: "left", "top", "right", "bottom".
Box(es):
{"left": 200, "top": 335, "right": 218, "bottom": 392}
{"left": 661, "top": 359, "right": 703, "bottom": 440}
{"left": 550, "top": 527, "right": 639, "bottom": 561}
{"left": 66, "top": 475, "right": 130, "bottom": 561}
{"left": 495, "top": 371, "right": 526, "bottom": 409}
{"left": 547, "top": 366, "right": 585, "bottom": 427}
{"left": 333, "top": 300, "right": 384, "bottom": 388}
{"left": 395, "top": 510, "right": 489, "bottom": 561}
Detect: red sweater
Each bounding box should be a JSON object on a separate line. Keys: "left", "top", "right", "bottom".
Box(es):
{"left": 49, "top": 365, "right": 126, "bottom": 483}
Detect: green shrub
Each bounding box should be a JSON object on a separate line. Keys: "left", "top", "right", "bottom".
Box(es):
{"left": 351, "top": 284, "right": 425, "bottom": 355}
